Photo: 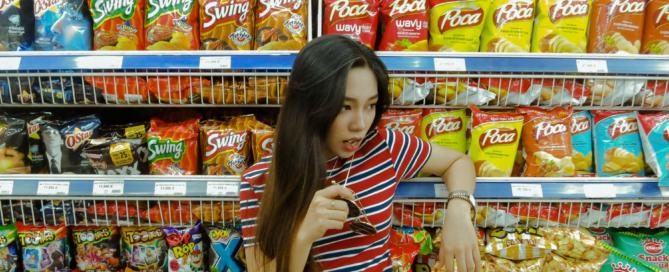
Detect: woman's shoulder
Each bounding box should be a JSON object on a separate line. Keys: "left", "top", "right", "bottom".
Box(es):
{"left": 241, "top": 156, "right": 272, "bottom": 186}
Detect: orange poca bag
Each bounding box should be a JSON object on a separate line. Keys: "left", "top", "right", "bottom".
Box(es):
{"left": 254, "top": 0, "right": 308, "bottom": 50}
{"left": 379, "top": 0, "right": 429, "bottom": 50}
{"left": 89, "top": 0, "right": 145, "bottom": 50}
{"left": 199, "top": 0, "right": 254, "bottom": 50}
{"left": 323, "top": 0, "right": 381, "bottom": 48}
{"left": 145, "top": 0, "right": 200, "bottom": 50}
{"left": 642, "top": 0, "right": 669, "bottom": 54}
{"left": 518, "top": 106, "right": 576, "bottom": 177}
{"left": 148, "top": 115, "right": 200, "bottom": 175}
{"left": 587, "top": 0, "right": 646, "bottom": 53}
{"left": 378, "top": 109, "right": 423, "bottom": 136}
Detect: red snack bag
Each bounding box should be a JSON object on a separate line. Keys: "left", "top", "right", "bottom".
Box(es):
{"left": 147, "top": 77, "right": 210, "bottom": 103}
{"left": 90, "top": 0, "right": 145, "bottom": 50}
{"left": 148, "top": 114, "right": 200, "bottom": 175}
{"left": 84, "top": 76, "right": 149, "bottom": 103}
{"left": 642, "top": 0, "right": 669, "bottom": 54}
{"left": 479, "top": 78, "right": 539, "bottom": 106}
{"left": 378, "top": 0, "right": 429, "bottom": 51}
{"left": 145, "top": 0, "right": 200, "bottom": 50}
{"left": 607, "top": 203, "right": 651, "bottom": 226}
{"left": 588, "top": 0, "right": 646, "bottom": 53}
{"left": 518, "top": 106, "right": 576, "bottom": 177}
{"left": 378, "top": 109, "right": 422, "bottom": 136}
{"left": 323, "top": 0, "right": 381, "bottom": 48}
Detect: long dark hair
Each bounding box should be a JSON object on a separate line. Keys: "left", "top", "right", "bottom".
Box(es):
{"left": 255, "top": 35, "right": 390, "bottom": 271}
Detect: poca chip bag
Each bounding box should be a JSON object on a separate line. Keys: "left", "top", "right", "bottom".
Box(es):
{"left": 593, "top": 110, "right": 645, "bottom": 177}
{"left": 480, "top": 0, "right": 535, "bottom": 52}
{"left": 420, "top": 109, "right": 467, "bottom": 153}
{"left": 324, "top": 0, "right": 381, "bottom": 48}
{"left": 469, "top": 106, "right": 523, "bottom": 177}
{"left": 378, "top": 109, "right": 422, "bottom": 137}
{"left": 518, "top": 106, "right": 576, "bottom": 177}
{"left": 637, "top": 112, "right": 669, "bottom": 186}
{"left": 571, "top": 111, "right": 594, "bottom": 174}
{"left": 531, "top": 0, "right": 591, "bottom": 53}
{"left": 378, "top": 0, "right": 429, "bottom": 51}
{"left": 429, "top": 0, "right": 490, "bottom": 51}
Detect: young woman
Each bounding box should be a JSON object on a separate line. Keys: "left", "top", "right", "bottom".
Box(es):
{"left": 240, "top": 35, "right": 480, "bottom": 272}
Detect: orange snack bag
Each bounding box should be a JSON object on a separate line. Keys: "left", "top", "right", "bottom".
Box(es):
{"left": 90, "top": 0, "right": 145, "bottom": 50}
{"left": 378, "top": 109, "right": 422, "bottom": 136}
{"left": 254, "top": 0, "right": 308, "bottom": 50}
{"left": 469, "top": 106, "right": 524, "bottom": 177}
{"left": 642, "top": 0, "right": 669, "bottom": 54}
{"left": 378, "top": 0, "right": 429, "bottom": 51}
{"left": 147, "top": 77, "right": 210, "bottom": 103}
{"left": 324, "top": 0, "right": 381, "bottom": 48}
{"left": 252, "top": 128, "right": 274, "bottom": 162}
{"left": 518, "top": 106, "right": 576, "bottom": 177}
{"left": 145, "top": 0, "right": 200, "bottom": 50}
{"left": 587, "top": 0, "right": 646, "bottom": 53}
{"left": 199, "top": 0, "right": 254, "bottom": 50}
{"left": 148, "top": 114, "right": 200, "bottom": 175}
{"left": 84, "top": 76, "right": 149, "bottom": 103}
{"left": 201, "top": 117, "right": 250, "bottom": 175}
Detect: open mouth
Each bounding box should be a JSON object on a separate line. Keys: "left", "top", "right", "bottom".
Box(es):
{"left": 343, "top": 138, "right": 362, "bottom": 152}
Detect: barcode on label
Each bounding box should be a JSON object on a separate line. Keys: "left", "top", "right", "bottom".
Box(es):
{"left": 154, "top": 182, "right": 186, "bottom": 196}
{"left": 37, "top": 182, "right": 70, "bottom": 195}
{"left": 93, "top": 180, "right": 124, "bottom": 195}
{"left": 207, "top": 182, "right": 239, "bottom": 196}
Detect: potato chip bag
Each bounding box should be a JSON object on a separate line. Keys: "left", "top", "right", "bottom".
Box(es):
{"left": 148, "top": 114, "right": 200, "bottom": 175}
{"left": 420, "top": 109, "right": 467, "bottom": 153}
{"left": 0, "top": 225, "right": 18, "bottom": 272}
{"left": 588, "top": 0, "right": 645, "bottom": 53}
{"left": 480, "top": 0, "right": 535, "bottom": 52}
{"left": 145, "top": 0, "right": 199, "bottom": 50}
{"left": 379, "top": 0, "right": 429, "bottom": 51}
{"left": 72, "top": 226, "right": 122, "bottom": 271}
{"left": 0, "top": 0, "right": 33, "bottom": 51}
{"left": 252, "top": 127, "right": 274, "bottom": 162}
{"left": 428, "top": 0, "right": 490, "bottom": 51}
{"left": 571, "top": 111, "right": 593, "bottom": 174}
{"left": 207, "top": 226, "right": 245, "bottom": 271}
{"left": 600, "top": 241, "right": 663, "bottom": 272}
{"left": 531, "top": 0, "right": 592, "bottom": 52}
{"left": 147, "top": 76, "right": 209, "bottom": 104}
{"left": 378, "top": 109, "right": 422, "bottom": 136}
{"left": 199, "top": 0, "right": 254, "bottom": 50}
{"left": 543, "top": 253, "right": 608, "bottom": 271}
{"left": 486, "top": 227, "right": 556, "bottom": 260}
{"left": 642, "top": 0, "right": 669, "bottom": 54}
{"left": 200, "top": 117, "right": 251, "bottom": 175}
{"left": 90, "top": 0, "right": 145, "bottom": 50}
{"left": 34, "top": 0, "right": 93, "bottom": 50}
{"left": 538, "top": 227, "right": 609, "bottom": 262}
{"left": 592, "top": 110, "right": 645, "bottom": 177}
{"left": 518, "top": 106, "right": 576, "bottom": 177}
{"left": 121, "top": 226, "right": 167, "bottom": 271}
{"left": 254, "top": 0, "right": 307, "bottom": 50}
{"left": 324, "top": 0, "right": 381, "bottom": 48}
{"left": 84, "top": 76, "right": 149, "bottom": 103}
{"left": 469, "top": 106, "right": 523, "bottom": 177}
{"left": 163, "top": 222, "right": 204, "bottom": 272}
{"left": 482, "top": 254, "right": 545, "bottom": 271}
{"left": 611, "top": 230, "right": 669, "bottom": 271}
{"left": 637, "top": 112, "right": 669, "bottom": 186}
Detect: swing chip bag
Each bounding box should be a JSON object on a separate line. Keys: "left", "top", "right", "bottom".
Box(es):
{"left": 199, "top": 0, "right": 254, "bottom": 50}
{"left": 254, "top": 0, "right": 308, "bottom": 50}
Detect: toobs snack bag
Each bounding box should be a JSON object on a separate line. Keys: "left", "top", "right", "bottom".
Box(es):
{"left": 592, "top": 110, "right": 645, "bottom": 177}
{"left": 17, "top": 223, "right": 70, "bottom": 272}
{"left": 72, "top": 226, "right": 122, "bottom": 271}
{"left": 121, "top": 226, "right": 167, "bottom": 271}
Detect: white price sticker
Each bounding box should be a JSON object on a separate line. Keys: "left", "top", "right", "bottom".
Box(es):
{"left": 511, "top": 184, "right": 543, "bottom": 198}
{"left": 0, "top": 181, "right": 13, "bottom": 195}
{"left": 434, "top": 58, "right": 466, "bottom": 72}
{"left": 200, "top": 56, "right": 232, "bottom": 69}
{"left": 154, "top": 182, "right": 187, "bottom": 196}
{"left": 576, "top": 59, "right": 608, "bottom": 73}
{"left": 73, "top": 56, "right": 123, "bottom": 69}
{"left": 434, "top": 184, "right": 448, "bottom": 198}
{"left": 93, "top": 180, "right": 124, "bottom": 195}
{"left": 37, "top": 181, "right": 70, "bottom": 195}
{"left": 207, "top": 182, "right": 239, "bottom": 196}
{"left": 0, "top": 57, "right": 21, "bottom": 70}
{"left": 583, "top": 184, "right": 617, "bottom": 198}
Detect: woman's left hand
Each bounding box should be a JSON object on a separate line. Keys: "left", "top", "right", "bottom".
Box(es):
{"left": 438, "top": 200, "right": 480, "bottom": 272}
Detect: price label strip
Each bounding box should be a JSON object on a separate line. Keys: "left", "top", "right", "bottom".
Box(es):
{"left": 73, "top": 56, "right": 123, "bottom": 69}
{"left": 200, "top": 56, "right": 232, "bottom": 69}
{"left": 434, "top": 58, "right": 467, "bottom": 72}
{"left": 0, "top": 181, "right": 14, "bottom": 195}
{"left": 0, "top": 57, "right": 21, "bottom": 70}
{"left": 583, "top": 184, "right": 617, "bottom": 198}
{"left": 207, "top": 182, "right": 239, "bottom": 196}
{"left": 511, "top": 183, "right": 543, "bottom": 198}
{"left": 37, "top": 181, "right": 70, "bottom": 195}
{"left": 93, "top": 180, "right": 124, "bottom": 196}
{"left": 576, "top": 59, "right": 608, "bottom": 73}
{"left": 434, "top": 184, "right": 448, "bottom": 198}
{"left": 154, "top": 182, "right": 187, "bottom": 196}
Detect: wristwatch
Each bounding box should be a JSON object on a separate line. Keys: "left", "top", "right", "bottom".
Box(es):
{"left": 446, "top": 190, "right": 476, "bottom": 223}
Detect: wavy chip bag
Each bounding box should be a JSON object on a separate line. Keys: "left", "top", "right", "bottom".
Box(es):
{"left": 588, "top": 0, "right": 645, "bottom": 53}
{"left": 571, "top": 111, "right": 594, "bottom": 174}
{"left": 429, "top": 0, "right": 490, "bottom": 51}
{"left": 90, "top": 0, "right": 145, "bottom": 50}
{"left": 469, "top": 106, "right": 523, "bottom": 177}
{"left": 145, "top": 0, "right": 199, "bottom": 50}
{"left": 480, "top": 0, "right": 535, "bottom": 52}
{"left": 254, "top": 0, "right": 307, "bottom": 50}
{"left": 324, "top": 0, "right": 380, "bottom": 48}
{"left": 199, "top": 0, "right": 254, "bottom": 50}
{"left": 519, "top": 106, "right": 576, "bottom": 177}
{"left": 593, "top": 110, "right": 645, "bottom": 177}
{"left": 637, "top": 112, "right": 669, "bottom": 186}
{"left": 531, "top": 0, "right": 591, "bottom": 52}
{"left": 642, "top": 0, "right": 669, "bottom": 54}
{"left": 420, "top": 109, "right": 467, "bottom": 153}
{"left": 379, "top": 0, "right": 429, "bottom": 51}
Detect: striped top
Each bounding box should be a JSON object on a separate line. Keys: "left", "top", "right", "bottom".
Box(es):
{"left": 240, "top": 128, "right": 432, "bottom": 271}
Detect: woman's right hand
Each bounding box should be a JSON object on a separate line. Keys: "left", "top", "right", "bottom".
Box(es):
{"left": 298, "top": 185, "right": 355, "bottom": 244}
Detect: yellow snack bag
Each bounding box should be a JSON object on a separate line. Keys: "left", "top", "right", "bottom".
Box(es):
{"left": 531, "top": 0, "right": 592, "bottom": 53}
{"left": 429, "top": 0, "right": 491, "bottom": 51}
{"left": 486, "top": 227, "right": 557, "bottom": 261}
{"left": 480, "top": 0, "right": 536, "bottom": 52}
{"left": 420, "top": 109, "right": 467, "bottom": 153}
{"left": 469, "top": 106, "right": 523, "bottom": 177}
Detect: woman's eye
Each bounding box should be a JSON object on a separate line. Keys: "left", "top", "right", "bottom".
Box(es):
{"left": 342, "top": 105, "right": 352, "bottom": 111}
{"left": 369, "top": 103, "right": 377, "bottom": 109}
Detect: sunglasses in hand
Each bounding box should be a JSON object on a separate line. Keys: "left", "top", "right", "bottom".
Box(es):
{"left": 339, "top": 197, "right": 377, "bottom": 236}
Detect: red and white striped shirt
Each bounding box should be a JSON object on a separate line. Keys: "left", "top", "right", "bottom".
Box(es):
{"left": 240, "top": 128, "right": 432, "bottom": 271}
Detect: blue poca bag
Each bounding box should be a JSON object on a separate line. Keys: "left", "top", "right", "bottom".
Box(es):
{"left": 637, "top": 112, "right": 669, "bottom": 186}
{"left": 592, "top": 111, "right": 645, "bottom": 177}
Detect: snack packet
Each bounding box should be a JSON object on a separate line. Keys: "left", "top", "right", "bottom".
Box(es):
{"left": 531, "top": 0, "right": 591, "bottom": 52}
{"left": 611, "top": 230, "right": 669, "bottom": 271}
{"left": 82, "top": 137, "right": 149, "bottom": 175}
{"left": 84, "top": 76, "right": 149, "bottom": 104}
{"left": 164, "top": 222, "right": 204, "bottom": 272}
{"left": 534, "top": 79, "right": 589, "bottom": 106}
{"left": 586, "top": 79, "right": 645, "bottom": 106}
{"left": 420, "top": 109, "right": 467, "bottom": 153}
{"left": 0, "top": 225, "right": 18, "bottom": 272}
{"left": 26, "top": 113, "right": 52, "bottom": 173}
{"left": 72, "top": 226, "right": 122, "bottom": 271}
{"left": 323, "top": 0, "right": 380, "bottom": 48}
{"left": 482, "top": 254, "right": 545, "bottom": 272}
{"left": 480, "top": 0, "right": 535, "bottom": 52}
{"left": 600, "top": 241, "right": 663, "bottom": 272}
{"left": 254, "top": 0, "right": 307, "bottom": 50}
{"left": 0, "top": 0, "right": 33, "bottom": 51}
{"left": 207, "top": 226, "right": 245, "bottom": 271}
{"left": 538, "top": 227, "right": 609, "bottom": 262}
{"left": 479, "top": 78, "right": 540, "bottom": 106}
{"left": 378, "top": 0, "right": 428, "bottom": 51}
{"left": 589, "top": 228, "right": 614, "bottom": 246}
{"left": 588, "top": 0, "right": 645, "bottom": 53}
{"left": 17, "top": 223, "right": 70, "bottom": 272}
{"left": 252, "top": 126, "right": 274, "bottom": 162}
{"left": 637, "top": 112, "right": 669, "bottom": 185}
{"left": 433, "top": 78, "right": 496, "bottom": 105}
{"left": 543, "top": 253, "right": 608, "bottom": 271}
{"left": 642, "top": 0, "right": 669, "bottom": 54}
{"left": 90, "top": 0, "right": 144, "bottom": 50}
{"left": 41, "top": 115, "right": 102, "bottom": 174}
{"left": 518, "top": 106, "right": 576, "bottom": 177}
{"left": 593, "top": 110, "right": 645, "bottom": 177}
{"left": 390, "top": 228, "right": 423, "bottom": 271}
{"left": 571, "top": 111, "right": 594, "bottom": 174}
{"left": 201, "top": 115, "right": 267, "bottom": 175}
{"left": 145, "top": 0, "right": 199, "bottom": 50}
{"left": 636, "top": 80, "right": 669, "bottom": 108}
{"left": 148, "top": 114, "right": 200, "bottom": 175}
{"left": 428, "top": 0, "right": 490, "bottom": 51}
{"left": 378, "top": 109, "right": 422, "bottom": 136}
{"left": 147, "top": 77, "right": 209, "bottom": 104}
{"left": 34, "top": 0, "right": 93, "bottom": 50}
{"left": 485, "top": 227, "right": 556, "bottom": 260}
{"left": 607, "top": 203, "right": 651, "bottom": 226}
{"left": 0, "top": 114, "right": 29, "bottom": 174}
{"left": 122, "top": 226, "right": 167, "bottom": 271}
{"left": 469, "top": 106, "right": 523, "bottom": 177}
{"left": 200, "top": 0, "right": 254, "bottom": 50}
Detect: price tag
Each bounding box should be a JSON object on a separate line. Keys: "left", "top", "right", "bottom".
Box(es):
{"left": 511, "top": 184, "right": 543, "bottom": 198}
{"left": 200, "top": 56, "right": 232, "bottom": 69}
{"left": 37, "top": 181, "right": 70, "bottom": 195}
{"left": 0, "top": 181, "right": 14, "bottom": 195}
{"left": 154, "top": 182, "right": 187, "bottom": 196}
{"left": 93, "top": 180, "right": 124, "bottom": 195}
{"left": 0, "top": 57, "right": 20, "bottom": 70}
{"left": 207, "top": 182, "right": 239, "bottom": 196}
{"left": 434, "top": 58, "right": 466, "bottom": 72}
{"left": 576, "top": 59, "right": 608, "bottom": 73}
{"left": 583, "top": 184, "right": 617, "bottom": 198}
{"left": 434, "top": 184, "right": 448, "bottom": 198}
{"left": 73, "top": 56, "right": 123, "bottom": 69}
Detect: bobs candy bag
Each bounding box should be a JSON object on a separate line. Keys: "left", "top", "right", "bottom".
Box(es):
{"left": 593, "top": 110, "right": 645, "bottom": 177}
{"left": 637, "top": 112, "right": 669, "bottom": 185}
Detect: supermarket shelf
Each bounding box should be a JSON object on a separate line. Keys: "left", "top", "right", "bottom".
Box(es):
{"left": 0, "top": 175, "right": 664, "bottom": 200}
{"left": 2, "top": 51, "right": 669, "bottom": 74}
